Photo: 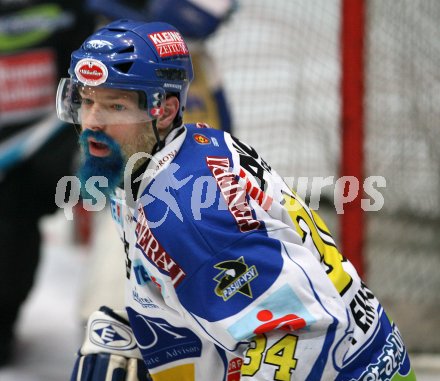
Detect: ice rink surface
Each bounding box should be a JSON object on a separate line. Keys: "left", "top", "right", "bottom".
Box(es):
{"left": 0, "top": 211, "right": 438, "bottom": 381}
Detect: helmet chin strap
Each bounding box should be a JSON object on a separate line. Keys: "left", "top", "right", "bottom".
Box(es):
{"left": 151, "top": 118, "right": 165, "bottom": 151}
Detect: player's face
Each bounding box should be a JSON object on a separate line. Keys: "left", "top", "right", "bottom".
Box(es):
{"left": 79, "top": 86, "right": 156, "bottom": 161}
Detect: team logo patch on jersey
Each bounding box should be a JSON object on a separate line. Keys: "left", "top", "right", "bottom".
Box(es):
{"left": 148, "top": 30, "right": 189, "bottom": 58}
{"left": 213, "top": 257, "right": 258, "bottom": 301}
{"left": 74, "top": 58, "right": 108, "bottom": 86}
{"left": 193, "top": 133, "right": 210, "bottom": 145}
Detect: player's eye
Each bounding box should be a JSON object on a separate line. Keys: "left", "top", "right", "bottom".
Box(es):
{"left": 81, "top": 98, "right": 93, "bottom": 106}
{"left": 112, "top": 104, "right": 126, "bottom": 111}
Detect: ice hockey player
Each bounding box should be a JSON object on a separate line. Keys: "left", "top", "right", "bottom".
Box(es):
{"left": 57, "top": 19, "right": 416, "bottom": 381}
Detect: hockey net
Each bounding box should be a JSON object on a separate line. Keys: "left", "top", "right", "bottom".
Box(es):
{"left": 207, "top": 0, "right": 440, "bottom": 352}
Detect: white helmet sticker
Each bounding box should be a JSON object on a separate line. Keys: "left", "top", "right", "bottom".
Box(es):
{"left": 74, "top": 58, "right": 108, "bottom": 86}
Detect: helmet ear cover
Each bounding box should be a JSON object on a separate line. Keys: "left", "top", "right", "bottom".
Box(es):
{"left": 156, "top": 67, "right": 187, "bottom": 124}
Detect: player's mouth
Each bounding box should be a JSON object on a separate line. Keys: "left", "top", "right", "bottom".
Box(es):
{"left": 88, "top": 138, "right": 111, "bottom": 157}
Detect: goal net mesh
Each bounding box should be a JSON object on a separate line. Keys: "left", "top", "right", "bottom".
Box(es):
{"left": 207, "top": 0, "right": 440, "bottom": 352}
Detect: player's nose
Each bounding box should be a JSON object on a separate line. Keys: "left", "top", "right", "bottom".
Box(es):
{"left": 82, "top": 107, "right": 107, "bottom": 131}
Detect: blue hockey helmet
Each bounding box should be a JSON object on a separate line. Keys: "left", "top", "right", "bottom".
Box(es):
{"left": 57, "top": 19, "right": 194, "bottom": 125}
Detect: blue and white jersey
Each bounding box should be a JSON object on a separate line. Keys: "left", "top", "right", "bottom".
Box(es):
{"left": 111, "top": 124, "right": 414, "bottom": 381}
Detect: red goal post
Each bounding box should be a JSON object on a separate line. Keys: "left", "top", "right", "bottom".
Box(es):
{"left": 340, "top": 0, "right": 365, "bottom": 277}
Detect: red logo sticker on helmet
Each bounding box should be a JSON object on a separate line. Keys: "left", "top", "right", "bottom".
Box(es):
{"left": 148, "top": 30, "right": 189, "bottom": 58}
{"left": 150, "top": 107, "right": 164, "bottom": 117}
{"left": 193, "top": 133, "right": 210, "bottom": 145}
{"left": 74, "top": 58, "right": 108, "bottom": 86}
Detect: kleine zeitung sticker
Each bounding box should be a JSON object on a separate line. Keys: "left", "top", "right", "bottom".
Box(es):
{"left": 147, "top": 30, "right": 188, "bottom": 58}
{"left": 74, "top": 58, "right": 108, "bottom": 86}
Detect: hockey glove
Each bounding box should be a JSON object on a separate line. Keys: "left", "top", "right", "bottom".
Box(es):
{"left": 71, "top": 306, "right": 151, "bottom": 381}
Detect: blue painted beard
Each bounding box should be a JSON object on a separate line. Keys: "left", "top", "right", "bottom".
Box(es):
{"left": 77, "top": 129, "right": 125, "bottom": 201}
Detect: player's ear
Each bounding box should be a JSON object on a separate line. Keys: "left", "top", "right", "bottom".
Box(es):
{"left": 156, "top": 96, "right": 179, "bottom": 131}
